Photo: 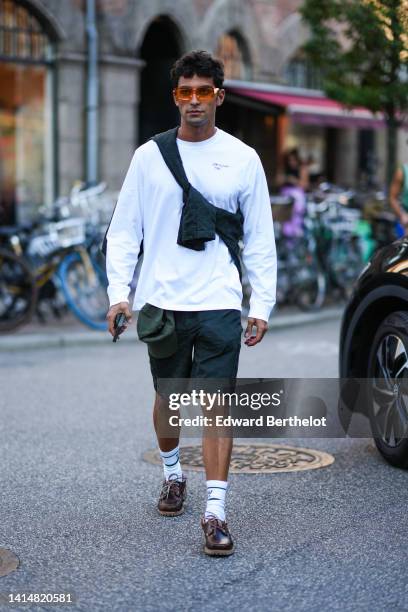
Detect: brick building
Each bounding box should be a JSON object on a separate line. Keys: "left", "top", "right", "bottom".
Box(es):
{"left": 0, "top": 0, "right": 398, "bottom": 224}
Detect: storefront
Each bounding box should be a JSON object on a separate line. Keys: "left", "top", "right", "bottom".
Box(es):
{"left": 0, "top": 0, "right": 56, "bottom": 225}
{"left": 222, "top": 80, "right": 386, "bottom": 190}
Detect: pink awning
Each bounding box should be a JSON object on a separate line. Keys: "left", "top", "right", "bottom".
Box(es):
{"left": 227, "top": 86, "right": 385, "bottom": 129}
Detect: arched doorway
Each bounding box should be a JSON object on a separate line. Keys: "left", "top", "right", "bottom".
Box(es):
{"left": 215, "top": 30, "right": 252, "bottom": 80}
{"left": 0, "top": 0, "right": 56, "bottom": 224}
{"left": 138, "top": 16, "right": 183, "bottom": 144}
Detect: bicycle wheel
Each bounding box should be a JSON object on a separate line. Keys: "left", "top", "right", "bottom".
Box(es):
{"left": 0, "top": 248, "right": 37, "bottom": 332}
{"left": 88, "top": 238, "right": 108, "bottom": 288}
{"left": 287, "top": 237, "right": 326, "bottom": 312}
{"left": 293, "top": 263, "right": 326, "bottom": 311}
{"left": 329, "top": 236, "right": 364, "bottom": 298}
{"left": 57, "top": 250, "right": 109, "bottom": 330}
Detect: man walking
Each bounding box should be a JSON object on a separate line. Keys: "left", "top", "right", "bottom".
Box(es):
{"left": 105, "top": 50, "right": 276, "bottom": 556}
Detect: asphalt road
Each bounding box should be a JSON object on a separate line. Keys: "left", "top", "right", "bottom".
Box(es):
{"left": 1, "top": 318, "right": 407, "bottom": 612}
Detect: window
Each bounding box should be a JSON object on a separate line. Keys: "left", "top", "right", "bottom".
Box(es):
{"left": 0, "top": 1, "right": 53, "bottom": 224}
{"left": 284, "top": 57, "right": 322, "bottom": 90}
{"left": 0, "top": 0, "right": 50, "bottom": 62}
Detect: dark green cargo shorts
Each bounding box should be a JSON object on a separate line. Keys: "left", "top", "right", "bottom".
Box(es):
{"left": 148, "top": 309, "right": 243, "bottom": 391}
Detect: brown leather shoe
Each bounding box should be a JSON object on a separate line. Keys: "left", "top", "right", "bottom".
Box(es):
{"left": 201, "top": 514, "right": 234, "bottom": 556}
{"left": 157, "top": 474, "right": 187, "bottom": 516}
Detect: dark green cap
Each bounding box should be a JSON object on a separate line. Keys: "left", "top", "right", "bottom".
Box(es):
{"left": 137, "top": 303, "right": 178, "bottom": 358}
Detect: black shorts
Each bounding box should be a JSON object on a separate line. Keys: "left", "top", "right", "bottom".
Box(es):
{"left": 148, "top": 309, "right": 243, "bottom": 392}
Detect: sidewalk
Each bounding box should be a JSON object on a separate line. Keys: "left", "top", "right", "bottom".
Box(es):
{"left": 0, "top": 305, "right": 344, "bottom": 352}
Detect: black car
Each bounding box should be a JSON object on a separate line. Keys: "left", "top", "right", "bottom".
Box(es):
{"left": 339, "top": 237, "right": 408, "bottom": 469}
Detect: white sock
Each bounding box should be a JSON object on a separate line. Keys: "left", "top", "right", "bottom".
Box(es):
{"left": 159, "top": 445, "right": 183, "bottom": 482}
{"left": 205, "top": 480, "right": 228, "bottom": 522}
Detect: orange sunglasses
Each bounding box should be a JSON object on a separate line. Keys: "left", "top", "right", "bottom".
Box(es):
{"left": 173, "top": 86, "right": 220, "bottom": 102}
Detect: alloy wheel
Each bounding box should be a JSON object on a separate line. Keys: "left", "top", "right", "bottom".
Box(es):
{"left": 371, "top": 333, "right": 408, "bottom": 447}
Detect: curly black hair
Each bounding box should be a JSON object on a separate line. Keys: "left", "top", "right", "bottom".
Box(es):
{"left": 170, "top": 50, "right": 224, "bottom": 88}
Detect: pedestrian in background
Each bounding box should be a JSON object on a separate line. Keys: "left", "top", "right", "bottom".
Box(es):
{"left": 389, "top": 162, "right": 408, "bottom": 236}
{"left": 280, "top": 148, "right": 309, "bottom": 238}
{"left": 105, "top": 50, "right": 276, "bottom": 556}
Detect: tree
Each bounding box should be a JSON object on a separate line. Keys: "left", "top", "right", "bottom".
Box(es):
{"left": 300, "top": 0, "right": 408, "bottom": 188}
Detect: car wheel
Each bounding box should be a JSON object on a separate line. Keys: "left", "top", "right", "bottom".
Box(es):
{"left": 367, "top": 311, "right": 408, "bottom": 469}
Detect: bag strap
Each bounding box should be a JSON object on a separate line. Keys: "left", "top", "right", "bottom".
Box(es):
{"left": 151, "top": 128, "right": 190, "bottom": 195}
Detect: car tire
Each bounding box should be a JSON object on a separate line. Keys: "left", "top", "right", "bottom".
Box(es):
{"left": 367, "top": 310, "right": 408, "bottom": 469}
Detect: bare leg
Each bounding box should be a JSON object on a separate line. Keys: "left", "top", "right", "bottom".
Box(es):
{"left": 153, "top": 392, "right": 233, "bottom": 479}
{"left": 153, "top": 391, "right": 181, "bottom": 452}
{"left": 202, "top": 435, "right": 233, "bottom": 481}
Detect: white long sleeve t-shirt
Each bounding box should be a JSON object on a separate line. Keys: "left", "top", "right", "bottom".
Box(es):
{"left": 106, "top": 127, "right": 277, "bottom": 322}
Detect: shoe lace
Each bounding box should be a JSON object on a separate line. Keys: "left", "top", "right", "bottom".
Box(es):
{"left": 160, "top": 474, "right": 182, "bottom": 500}
{"left": 203, "top": 513, "right": 229, "bottom": 536}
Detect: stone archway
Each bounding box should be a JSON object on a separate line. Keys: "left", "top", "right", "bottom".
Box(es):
{"left": 18, "top": 0, "right": 66, "bottom": 42}
{"left": 275, "top": 12, "right": 309, "bottom": 77}
{"left": 138, "top": 15, "right": 185, "bottom": 143}
{"left": 199, "top": 0, "right": 260, "bottom": 77}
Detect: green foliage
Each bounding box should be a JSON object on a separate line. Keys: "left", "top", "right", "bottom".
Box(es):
{"left": 301, "top": 0, "right": 408, "bottom": 185}
{"left": 300, "top": 0, "right": 408, "bottom": 118}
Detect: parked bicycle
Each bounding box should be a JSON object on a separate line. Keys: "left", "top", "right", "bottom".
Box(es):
{"left": 0, "top": 183, "right": 113, "bottom": 332}
{"left": 306, "top": 194, "right": 365, "bottom": 300}
{"left": 271, "top": 195, "right": 326, "bottom": 311}
{"left": 242, "top": 195, "right": 327, "bottom": 313}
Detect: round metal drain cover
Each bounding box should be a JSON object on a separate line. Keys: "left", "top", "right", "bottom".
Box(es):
{"left": 0, "top": 548, "right": 19, "bottom": 577}
{"left": 143, "top": 443, "right": 334, "bottom": 473}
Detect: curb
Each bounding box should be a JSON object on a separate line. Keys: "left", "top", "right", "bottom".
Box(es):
{"left": 0, "top": 307, "right": 344, "bottom": 353}
{"left": 267, "top": 306, "right": 343, "bottom": 330}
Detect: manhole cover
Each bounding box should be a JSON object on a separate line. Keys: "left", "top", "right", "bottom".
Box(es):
{"left": 143, "top": 443, "right": 334, "bottom": 473}
{"left": 0, "top": 548, "right": 19, "bottom": 577}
